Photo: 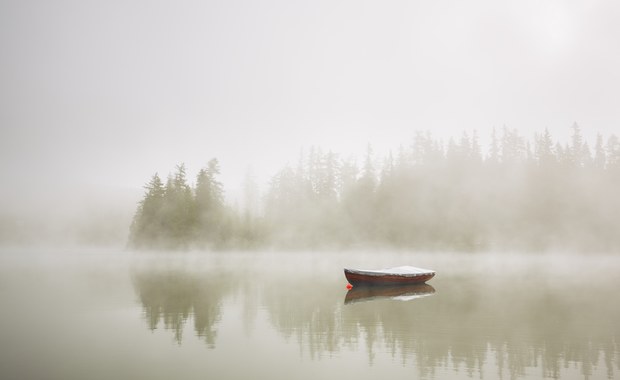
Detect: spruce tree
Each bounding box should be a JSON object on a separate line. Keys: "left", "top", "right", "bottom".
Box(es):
{"left": 194, "top": 159, "right": 225, "bottom": 246}
{"left": 129, "top": 173, "right": 165, "bottom": 248}
{"left": 594, "top": 134, "right": 606, "bottom": 170}
{"left": 160, "top": 164, "right": 193, "bottom": 248}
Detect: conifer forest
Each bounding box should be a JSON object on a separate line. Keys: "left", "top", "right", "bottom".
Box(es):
{"left": 129, "top": 126, "right": 620, "bottom": 251}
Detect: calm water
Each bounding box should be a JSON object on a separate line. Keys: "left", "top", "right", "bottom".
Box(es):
{"left": 0, "top": 249, "right": 618, "bottom": 380}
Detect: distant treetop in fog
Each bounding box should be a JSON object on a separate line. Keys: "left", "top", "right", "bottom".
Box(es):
{"left": 129, "top": 127, "right": 620, "bottom": 252}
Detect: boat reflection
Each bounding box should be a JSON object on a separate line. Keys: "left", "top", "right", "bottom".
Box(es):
{"left": 130, "top": 260, "right": 620, "bottom": 379}
{"left": 344, "top": 283, "right": 435, "bottom": 304}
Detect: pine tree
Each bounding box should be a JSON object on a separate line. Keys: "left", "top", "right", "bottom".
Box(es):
{"left": 471, "top": 130, "right": 482, "bottom": 163}
{"left": 501, "top": 127, "right": 525, "bottom": 164}
{"left": 446, "top": 137, "right": 458, "bottom": 163}
{"left": 535, "top": 128, "right": 555, "bottom": 166}
{"left": 129, "top": 173, "right": 165, "bottom": 248}
{"left": 195, "top": 159, "right": 225, "bottom": 245}
{"left": 317, "top": 151, "right": 338, "bottom": 201}
{"left": 338, "top": 158, "right": 359, "bottom": 198}
{"left": 380, "top": 151, "right": 395, "bottom": 184}
{"left": 582, "top": 142, "right": 593, "bottom": 169}
{"left": 238, "top": 169, "right": 262, "bottom": 246}
{"left": 594, "top": 133, "right": 606, "bottom": 170}
{"left": 569, "top": 122, "right": 585, "bottom": 167}
{"left": 459, "top": 131, "right": 471, "bottom": 159}
{"left": 607, "top": 135, "right": 620, "bottom": 169}
{"left": 160, "top": 164, "right": 194, "bottom": 248}
{"left": 488, "top": 127, "right": 500, "bottom": 163}
{"left": 342, "top": 144, "right": 377, "bottom": 240}
{"left": 360, "top": 144, "right": 376, "bottom": 190}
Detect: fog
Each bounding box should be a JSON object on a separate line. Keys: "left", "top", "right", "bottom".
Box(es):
{"left": 125, "top": 127, "right": 620, "bottom": 251}
{"left": 1, "top": 1, "right": 620, "bottom": 249}
{"left": 4, "top": 250, "right": 614, "bottom": 379}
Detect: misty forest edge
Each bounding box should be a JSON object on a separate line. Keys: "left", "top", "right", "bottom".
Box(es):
{"left": 129, "top": 125, "right": 620, "bottom": 251}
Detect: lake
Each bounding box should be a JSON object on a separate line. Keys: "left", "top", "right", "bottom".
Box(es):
{"left": 0, "top": 249, "right": 618, "bottom": 379}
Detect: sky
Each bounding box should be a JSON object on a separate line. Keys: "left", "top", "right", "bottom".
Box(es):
{"left": 1, "top": 0, "right": 620, "bottom": 216}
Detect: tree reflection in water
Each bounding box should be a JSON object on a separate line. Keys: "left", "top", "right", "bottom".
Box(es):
{"left": 132, "top": 269, "right": 234, "bottom": 347}
{"left": 131, "top": 259, "right": 619, "bottom": 379}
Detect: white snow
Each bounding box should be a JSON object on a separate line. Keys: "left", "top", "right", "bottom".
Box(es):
{"left": 360, "top": 266, "right": 435, "bottom": 275}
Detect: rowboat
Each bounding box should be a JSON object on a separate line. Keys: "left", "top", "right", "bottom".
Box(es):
{"left": 344, "top": 283, "right": 435, "bottom": 304}
{"left": 344, "top": 266, "right": 435, "bottom": 286}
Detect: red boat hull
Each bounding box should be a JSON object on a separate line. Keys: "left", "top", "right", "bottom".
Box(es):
{"left": 344, "top": 269, "right": 435, "bottom": 286}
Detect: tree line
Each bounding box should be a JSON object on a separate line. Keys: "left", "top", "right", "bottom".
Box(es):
{"left": 129, "top": 125, "right": 620, "bottom": 251}
{"left": 130, "top": 159, "right": 228, "bottom": 249}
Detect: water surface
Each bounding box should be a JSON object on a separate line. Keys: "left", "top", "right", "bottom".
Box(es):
{"left": 0, "top": 249, "right": 618, "bottom": 379}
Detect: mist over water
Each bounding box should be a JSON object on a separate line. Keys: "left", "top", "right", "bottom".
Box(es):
{"left": 3, "top": 126, "right": 619, "bottom": 252}
{"left": 0, "top": 249, "right": 618, "bottom": 380}
{"left": 2, "top": 1, "right": 620, "bottom": 252}
{"left": 2, "top": 1, "right": 620, "bottom": 379}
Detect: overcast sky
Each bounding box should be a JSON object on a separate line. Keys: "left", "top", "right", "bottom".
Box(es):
{"left": 1, "top": 0, "right": 619, "bottom": 213}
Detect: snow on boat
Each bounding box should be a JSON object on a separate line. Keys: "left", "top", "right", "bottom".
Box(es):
{"left": 344, "top": 266, "right": 435, "bottom": 286}
{"left": 344, "top": 283, "right": 435, "bottom": 304}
